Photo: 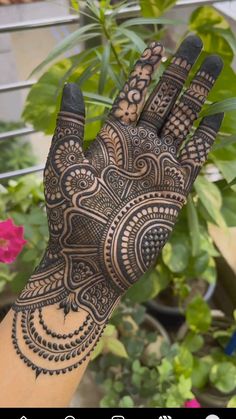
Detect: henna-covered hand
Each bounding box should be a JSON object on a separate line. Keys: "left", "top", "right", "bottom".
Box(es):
{"left": 12, "top": 36, "right": 223, "bottom": 376}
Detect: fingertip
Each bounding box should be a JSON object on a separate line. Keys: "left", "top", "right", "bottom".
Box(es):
{"left": 175, "top": 35, "right": 203, "bottom": 65}
{"left": 201, "top": 112, "right": 224, "bottom": 132}
{"left": 60, "top": 83, "right": 85, "bottom": 116}
{"left": 200, "top": 55, "right": 224, "bottom": 79}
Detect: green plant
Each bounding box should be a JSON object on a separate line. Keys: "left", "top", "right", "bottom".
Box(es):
{"left": 0, "top": 121, "right": 36, "bottom": 176}
{"left": 22, "top": 1, "right": 236, "bottom": 308}
{"left": 91, "top": 304, "right": 194, "bottom": 407}
{"left": 90, "top": 296, "right": 236, "bottom": 407}
{"left": 0, "top": 175, "right": 47, "bottom": 293}
{"left": 180, "top": 294, "right": 236, "bottom": 405}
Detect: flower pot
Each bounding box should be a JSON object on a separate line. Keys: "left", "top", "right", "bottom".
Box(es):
{"left": 71, "top": 312, "right": 170, "bottom": 407}
{"left": 146, "top": 278, "right": 216, "bottom": 330}
{"left": 193, "top": 387, "right": 234, "bottom": 408}
{"left": 177, "top": 310, "right": 236, "bottom": 407}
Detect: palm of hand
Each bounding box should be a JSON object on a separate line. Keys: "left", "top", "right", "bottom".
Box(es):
{"left": 16, "top": 37, "right": 222, "bottom": 323}
{"left": 12, "top": 36, "right": 223, "bottom": 377}
{"left": 45, "top": 121, "right": 187, "bottom": 322}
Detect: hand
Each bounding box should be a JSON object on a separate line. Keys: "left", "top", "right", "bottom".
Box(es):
{"left": 13, "top": 36, "right": 223, "bottom": 376}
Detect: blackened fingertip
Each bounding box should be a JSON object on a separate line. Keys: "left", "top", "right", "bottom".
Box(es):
{"left": 201, "top": 112, "right": 224, "bottom": 132}
{"left": 175, "top": 35, "right": 203, "bottom": 65}
{"left": 200, "top": 55, "right": 224, "bottom": 79}
{"left": 60, "top": 82, "right": 85, "bottom": 116}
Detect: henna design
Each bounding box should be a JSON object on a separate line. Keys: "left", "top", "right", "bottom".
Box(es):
{"left": 12, "top": 37, "right": 223, "bottom": 376}
{"left": 110, "top": 41, "right": 164, "bottom": 125}
{"left": 160, "top": 55, "right": 223, "bottom": 153}
{"left": 140, "top": 35, "right": 203, "bottom": 130}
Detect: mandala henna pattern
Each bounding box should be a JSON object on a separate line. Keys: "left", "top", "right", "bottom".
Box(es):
{"left": 12, "top": 37, "right": 224, "bottom": 376}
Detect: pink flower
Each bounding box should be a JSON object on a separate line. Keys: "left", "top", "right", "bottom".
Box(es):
{"left": 184, "top": 399, "right": 201, "bottom": 408}
{"left": 0, "top": 218, "right": 27, "bottom": 264}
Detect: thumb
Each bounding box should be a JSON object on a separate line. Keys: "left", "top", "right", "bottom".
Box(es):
{"left": 60, "top": 82, "right": 85, "bottom": 117}
{"left": 54, "top": 83, "right": 85, "bottom": 146}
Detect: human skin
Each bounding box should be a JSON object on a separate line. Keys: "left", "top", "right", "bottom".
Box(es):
{"left": 0, "top": 35, "right": 223, "bottom": 407}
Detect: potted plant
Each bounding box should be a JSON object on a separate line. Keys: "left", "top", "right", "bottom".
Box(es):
{"left": 86, "top": 304, "right": 198, "bottom": 408}
{"left": 177, "top": 294, "right": 236, "bottom": 407}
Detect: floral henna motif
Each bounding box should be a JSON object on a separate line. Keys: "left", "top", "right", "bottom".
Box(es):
{"left": 110, "top": 41, "right": 164, "bottom": 124}
{"left": 12, "top": 37, "right": 223, "bottom": 376}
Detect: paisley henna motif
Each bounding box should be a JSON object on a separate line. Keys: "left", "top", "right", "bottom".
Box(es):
{"left": 12, "top": 36, "right": 223, "bottom": 376}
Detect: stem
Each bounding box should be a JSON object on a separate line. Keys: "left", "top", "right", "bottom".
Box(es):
{"left": 102, "top": 22, "right": 127, "bottom": 80}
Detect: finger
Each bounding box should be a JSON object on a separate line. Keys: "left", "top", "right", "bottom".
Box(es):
{"left": 139, "top": 35, "right": 203, "bottom": 130}
{"left": 179, "top": 113, "right": 224, "bottom": 191}
{"left": 54, "top": 82, "right": 85, "bottom": 145}
{"left": 49, "top": 83, "right": 86, "bottom": 176}
{"left": 108, "top": 41, "right": 164, "bottom": 125}
{"left": 161, "top": 55, "right": 223, "bottom": 154}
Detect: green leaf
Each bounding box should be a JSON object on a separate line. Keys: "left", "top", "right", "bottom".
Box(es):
{"left": 191, "top": 251, "right": 209, "bottom": 276}
{"left": 114, "top": 381, "right": 124, "bottom": 393}
{"left": 194, "top": 176, "right": 226, "bottom": 228}
{"left": 190, "top": 6, "right": 229, "bottom": 31}
{"left": 83, "top": 91, "right": 112, "bottom": 106}
{"left": 191, "top": 358, "right": 211, "bottom": 388}
{"left": 158, "top": 358, "right": 173, "bottom": 382}
{"left": 174, "top": 347, "right": 193, "bottom": 378}
{"left": 202, "top": 98, "right": 236, "bottom": 117}
{"left": 115, "top": 28, "right": 146, "bottom": 52}
{"left": 140, "top": 0, "right": 177, "bottom": 17}
{"left": 211, "top": 143, "right": 236, "bottom": 184}
{"left": 103, "top": 324, "right": 116, "bottom": 337}
{"left": 186, "top": 294, "right": 212, "bottom": 333}
{"left": 31, "top": 24, "right": 100, "bottom": 75}
{"left": 212, "top": 27, "right": 236, "bottom": 56}
{"left": 126, "top": 263, "right": 170, "bottom": 303}
{"left": 206, "top": 63, "right": 236, "bottom": 134}
{"left": 201, "top": 257, "right": 217, "bottom": 284}
{"left": 227, "top": 395, "right": 236, "bottom": 407}
{"left": 23, "top": 51, "right": 112, "bottom": 135}
{"left": 118, "top": 396, "right": 134, "bottom": 408}
{"left": 90, "top": 339, "right": 104, "bottom": 361}
{"left": 183, "top": 332, "right": 204, "bottom": 353}
{"left": 132, "top": 360, "right": 141, "bottom": 372}
{"left": 22, "top": 249, "right": 38, "bottom": 263}
{"left": 106, "top": 338, "right": 128, "bottom": 358}
{"left": 162, "top": 234, "right": 190, "bottom": 273}
{"left": 70, "top": 0, "right": 79, "bottom": 12}
{"left": 98, "top": 42, "right": 111, "bottom": 95}
{"left": 120, "top": 17, "right": 183, "bottom": 28}
{"left": 210, "top": 362, "right": 236, "bottom": 393}
{"left": 177, "top": 376, "right": 194, "bottom": 399}
{"left": 189, "top": 6, "right": 233, "bottom": 62}
{"left": 187, "top": 195, "right": 200, "bottom": 257}
{"left": 220, "top": 183, "right": 236, "bottom": 226}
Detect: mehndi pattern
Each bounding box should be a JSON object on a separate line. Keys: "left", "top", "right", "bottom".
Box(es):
{"left": 12, "top": 37, "right": 223, "bottom": 376}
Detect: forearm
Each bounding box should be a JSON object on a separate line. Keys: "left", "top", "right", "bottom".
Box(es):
{"left": 0, "top": 303, "right": 90, "bottom": 407}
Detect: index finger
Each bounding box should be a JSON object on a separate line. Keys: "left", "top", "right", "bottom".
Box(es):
{"left": 108, "top": 41, "right": 164, "bottom": 125}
